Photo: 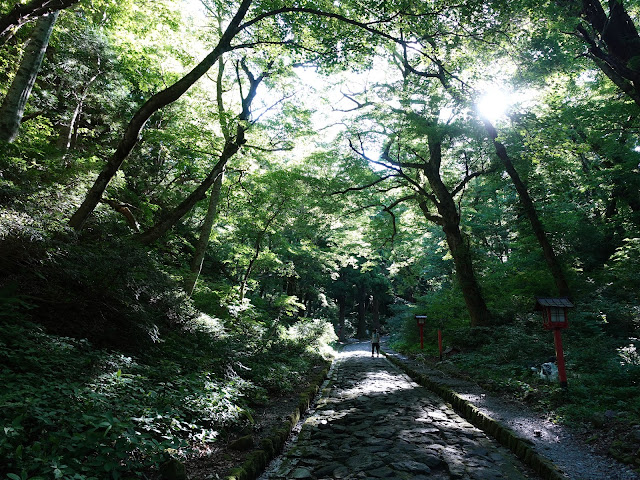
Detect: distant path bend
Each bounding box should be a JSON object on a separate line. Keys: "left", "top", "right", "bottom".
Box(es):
{"left": 260, "top": 341, "right": 536, "bottom": 479}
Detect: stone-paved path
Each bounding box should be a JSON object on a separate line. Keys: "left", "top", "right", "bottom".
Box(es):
{"left": 260, "top": 342, "right": 537, "bottom": 480}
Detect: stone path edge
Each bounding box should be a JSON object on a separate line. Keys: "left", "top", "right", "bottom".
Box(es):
{"left": 224, "top": 360, "right": 332, "bottom": 480}
{"left": 384, "top": 352, "right": 567, "bottom": 480}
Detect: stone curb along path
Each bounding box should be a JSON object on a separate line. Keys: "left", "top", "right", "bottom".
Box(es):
{"left": 384, "top": 348, "right": 640, "bottom": 480}
{"left": 383, "top": 351, "right": 565, "bottom": 480}
{"left": 257, "top": 342, "right": 541, "bottom": 480}
{"left": 224, "top": 362, "right": 332, "bottom": 480}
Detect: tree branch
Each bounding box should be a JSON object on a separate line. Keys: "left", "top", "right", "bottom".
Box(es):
{"left": 331, "top": 174, "right": 396, "bottom": 195}
{"left": 0, "top": 0, "right": 80, "bottom": 45}
{"left": 239, "top": 7, "right": 401, "bottom": 46}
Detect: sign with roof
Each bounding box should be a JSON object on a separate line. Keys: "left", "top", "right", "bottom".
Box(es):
{"left": 534, "top": 297, "right": 574, "bottom": 330}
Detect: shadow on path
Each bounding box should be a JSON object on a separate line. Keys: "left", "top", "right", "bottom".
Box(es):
{"left": 384, "top": 346, "right": 640, "bottom": 480}
{"left": 259, "top": 342, "right": 536, "bottom": 480}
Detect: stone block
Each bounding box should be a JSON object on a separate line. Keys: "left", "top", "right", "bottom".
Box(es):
{"left": 229, "top": 434, "right": 254, "bottom": 451}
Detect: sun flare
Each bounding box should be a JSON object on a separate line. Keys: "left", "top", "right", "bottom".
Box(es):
{"left": 477, "top": 87, "right": 510, "bottom": 123}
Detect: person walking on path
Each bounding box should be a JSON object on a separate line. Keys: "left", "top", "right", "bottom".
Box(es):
{"left": 371, "top": 328, "right": 380, "bottom": 357}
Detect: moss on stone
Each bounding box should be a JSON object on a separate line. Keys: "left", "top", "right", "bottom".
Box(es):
{"left": 260, "top": 438, "right": 275, "bottom": 457}
{"left": 230, "top": 435, "right": 254, "bottom": 451}
{"left": 159, "top": 458, "right": 186, "bottom": 480}
{"left": 515, "top": 440, "right": 528, "bottom": 459}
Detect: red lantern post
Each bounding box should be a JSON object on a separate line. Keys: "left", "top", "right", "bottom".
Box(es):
{"left": 553, "top": 329, "right": 568, "bottom": 388}
{"left": 535, "top": 297, "right": 574, "bottom": 389}
{"left": 415, "top": 316, "right": 427, "bottom": 349}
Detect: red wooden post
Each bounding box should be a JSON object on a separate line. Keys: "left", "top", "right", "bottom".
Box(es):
{"left": 438, "top": 329, "right": 443, "bottom": 360}
{"left": 419, "top": 323, "right": 424, "bottom": 349}
{"left": 535, "top": 297, "right": 573, "bottom": 390}
{"left": 553, "top": 328, "right": 568, "bottom": 389}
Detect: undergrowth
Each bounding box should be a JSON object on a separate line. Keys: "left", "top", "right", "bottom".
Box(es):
{"left": 0, "top": 303, "right": 332, "bottom": 480}
{"left": 0, "top": 218, "right": 334, "bottom": 479}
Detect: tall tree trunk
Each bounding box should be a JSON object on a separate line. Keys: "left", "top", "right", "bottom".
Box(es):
{"left": 0, "top": 11, "right": 58, "bottom": 143}
{"left": 356, "top": 283, "right": 367, "bottom": 339}
{"left": 57, "top": 70, "right": 101, "bottom": 153}
{"left": 372, "top": 295, "right": 380, "bottom": 330}
{"left": 68, "top": 0, "right": 253, "bottom": 230}
{"left": 444, "top": 222, "right": 491, "bottom": 326}
{"left": 57, "top": 96, "right": 82, "bottom": 151}
{"left": 184, "top": 170, "right": 224, "bottom": 296}
{"left": 0, "top": 0, "right": 77, "bottom": 46}
{"left": 420, "top": 135, "right": 492, "bottom": 327}
{"left": 183, "top": 56, "right": 229, "bottom": 296}
{"left": 484, "top": 119, "right": 571, "bottom": 298}
{"left": 240, "top": 232, "right": 261, "bottom": 302}
{"left": 337, "top": 295, "right": 346, "bottom": 341}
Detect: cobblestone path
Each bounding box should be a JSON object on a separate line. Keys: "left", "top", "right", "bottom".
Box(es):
{"left": 261, "top": 342, "right": 537, "bottom": 480}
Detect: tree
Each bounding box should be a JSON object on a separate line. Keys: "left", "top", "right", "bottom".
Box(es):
{"left": 136, "top": 58, "right": 268, "bottom": 246}
{"left": 412, "top": 129, "right": 492, "bottom": 327}
{"left": 483, "top": 118, "right": 571, "bottom": 297}
{"left": 345, "top": 126, "right": 492, "bottom": 327}
{"left": 0, "top": 0, "right": 78, "bottom": 45}
{"left": 0, "top": 11, "right": 58, "bottom": 142}
{"left": 333, "top": 42, "right": 493, "bottom": 326}
{"left": 68, "top": 0, "right": 254, "bottom": 230}
{"left": 66, "top": 0, "right": 406, "bottom": 231}
{"left": 185, "top": 170, "right": 224, "bottom": 295}
{"left": 391, "top": 0, "right": 574, "bottom": 298}
{"left": 571, "top": 0, "right": 640, "bottom": 108}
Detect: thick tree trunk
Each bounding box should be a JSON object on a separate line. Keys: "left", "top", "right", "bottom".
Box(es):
{"left": 571, "top": 0, "right": 640, "bottom": 108}
{"left": 68, "top": 0, "right": 253, "bottom": 230}
{"left": 443, "top": 222, "right": 491, "bottom": 327}
{"left": 184, "top": 170, "right": 224, "bottom": 296}
{"left": 0, "top": 11, "right": 58, "bottom": 142}
{"left": 421, "top": 135, "right": 492, "bottom": 327}
{"left": 580, "top": 0, "right": 640, "bottom": 66}
{"left": 484, "top": 120, "right": 571, "bottom": 298}
{"left": 0, "top": 0, "right": 77, "bottom": 45}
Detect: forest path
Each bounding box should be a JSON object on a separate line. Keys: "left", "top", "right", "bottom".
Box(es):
{"left": 259, "top": 342, "right": 535, "bottom": 480}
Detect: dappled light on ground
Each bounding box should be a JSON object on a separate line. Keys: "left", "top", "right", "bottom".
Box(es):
{"left": 261, "top": 343, "right": 533, "bottom": 479}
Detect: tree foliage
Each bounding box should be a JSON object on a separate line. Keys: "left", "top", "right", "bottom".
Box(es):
{"left": 1, "top": 0, "right": 640, "bottom": 476}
